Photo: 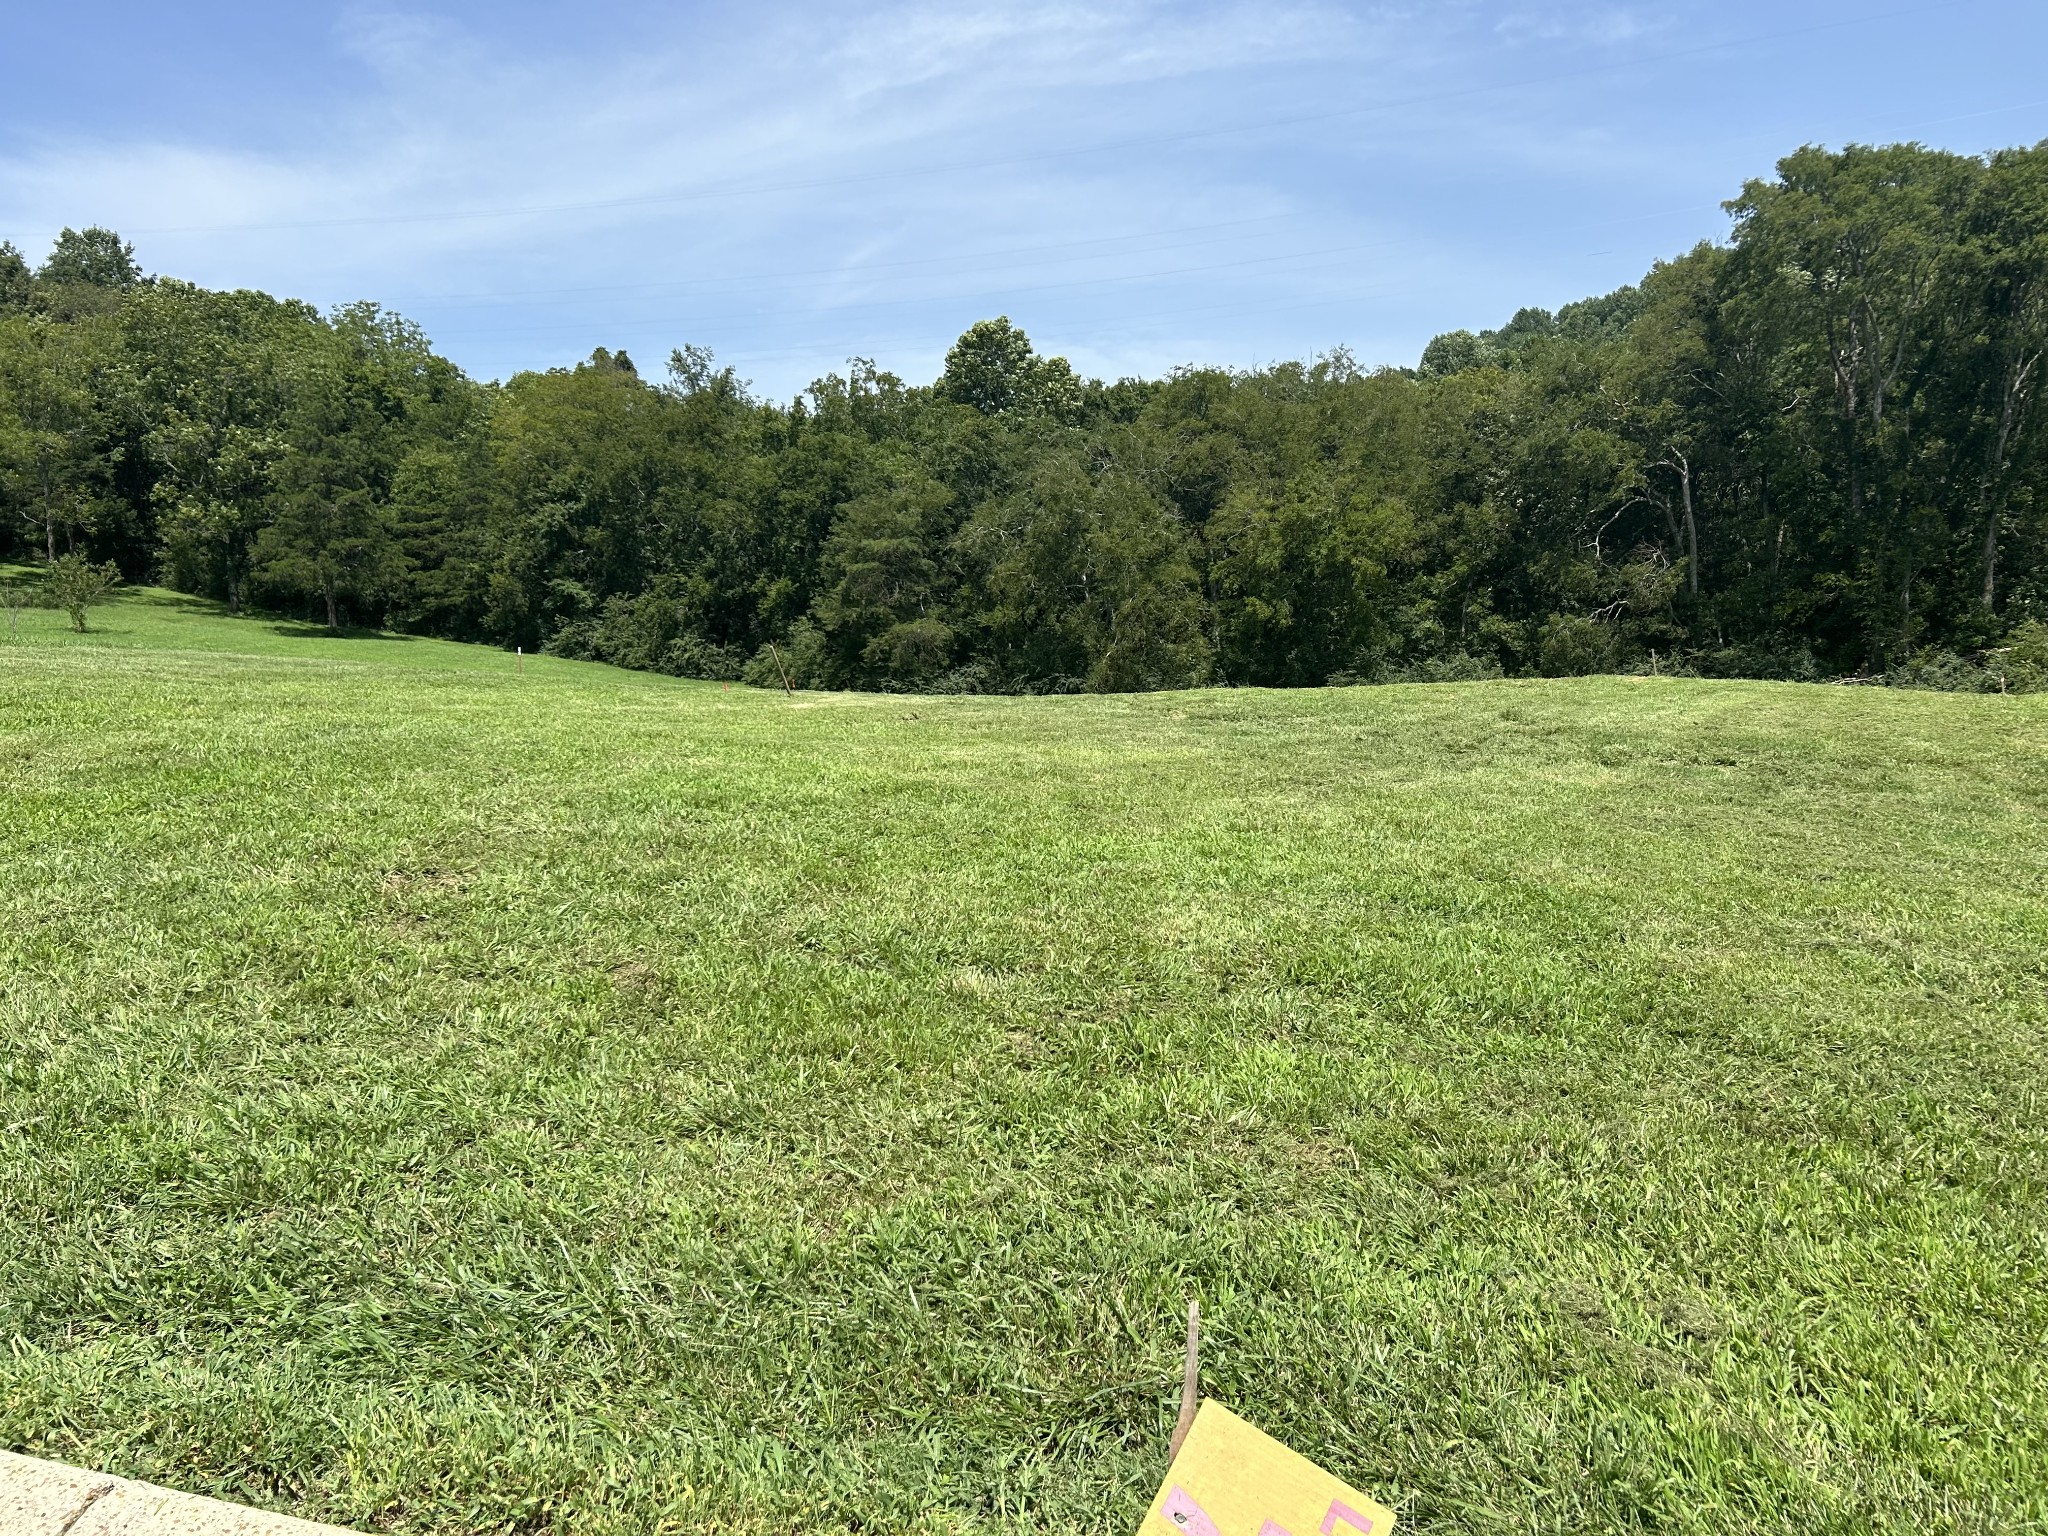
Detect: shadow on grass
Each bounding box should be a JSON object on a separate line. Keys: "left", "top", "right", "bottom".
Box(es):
{"left": 106, "top": 588, "right": 416, "bottom": 643}
{"left": 44, "top": 585, "right": 431, "bottom": 648}
{"left": 265, "top": 621, "right": 418, "bottom": 643}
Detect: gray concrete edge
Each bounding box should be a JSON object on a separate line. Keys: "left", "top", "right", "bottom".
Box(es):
{"left": 0, "top": 1449, "right": 358, "bottom": 1535}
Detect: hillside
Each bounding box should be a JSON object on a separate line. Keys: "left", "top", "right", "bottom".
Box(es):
{"left": 2, "top": 589, "right": 2045, "bottom": 1535}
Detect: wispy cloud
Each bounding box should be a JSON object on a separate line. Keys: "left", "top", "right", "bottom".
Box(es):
{"left": 825, "top": 2, "right": 1371, "bottom": 92}
{"left": 1492, "top": 5, "right": 1668, "bottom": 47}
{"left": 1, "top": 3, "right": 1375, "bottom": 300}
{"left": 0, "top": 0, "right": 2024, "bottom": 390}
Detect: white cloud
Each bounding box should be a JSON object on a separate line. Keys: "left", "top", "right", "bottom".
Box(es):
{"left": 3, "top": 3, "right": 1377, "bottom": 294}
{"left": 3, "top": 0, "right": 1960, "bottom": 391}
{"left": 1493, "top": 5, "right": 1669, "bottom": 47}
{"left": 825, "top": 1, "right": 1371, "bottom": 93}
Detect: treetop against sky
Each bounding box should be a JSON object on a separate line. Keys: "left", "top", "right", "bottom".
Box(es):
{"left": 2, "top": 1, "right": 2045, "bottom": 394}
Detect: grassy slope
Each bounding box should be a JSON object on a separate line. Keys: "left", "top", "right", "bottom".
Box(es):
{"left": 1, "top": 588, "right": 2044, "bottom": 1536}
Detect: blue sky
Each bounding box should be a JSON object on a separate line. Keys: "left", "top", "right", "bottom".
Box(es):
{"left": 4, "top": 2, "right": 2045, "bottom": 398}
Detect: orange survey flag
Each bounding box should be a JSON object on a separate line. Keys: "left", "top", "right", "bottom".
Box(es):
{"left": 1140, "top": 1402, "right": 1397, "bottom": 1536}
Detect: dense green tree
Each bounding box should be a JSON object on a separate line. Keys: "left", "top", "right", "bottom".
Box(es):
{"left": 1957, "top": 145, "right": 2048, "bottom": 618}
{"left": 37, "top": 227, "right": 141, "bottom": 289}
{"left": 6, "top": 138, "right": 2045, "bottom": 693}
{"left": 0, "top": 314, "right": 114, "bottom": 563}
{"left": 32, "top": 227, "right": 143, "bottom": 322}
{"left": 125, "top": 283, "right": 310, "bottom": 610}
{"left": 0, "top": 244, "right": 30, "bottom": 315}
{"left": 813, "top": 473, "right": 957, "bottom": 687}
{"left": 939, "top": 317, "right": 1081, "bottom": 420}
{"left": 1725, "top": 145, "right": 1984, "bottom": 663}
{"left": 253, "top": 337, "right": 407, "bottom": 631}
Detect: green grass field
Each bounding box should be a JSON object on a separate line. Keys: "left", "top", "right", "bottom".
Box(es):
{"left": 2, "top": 586, "right": 2044, "bottom": 1536}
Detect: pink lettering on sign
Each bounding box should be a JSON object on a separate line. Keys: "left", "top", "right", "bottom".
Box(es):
{"left": 1160, "top": 1487, "right": 1221, "bottom": 1536}
{"left": 1320, "top": 1501, "right": 1375, "bottom": 1536}
{"left": 1259, "top": 1522, "right": 1295, "bottom": 1536}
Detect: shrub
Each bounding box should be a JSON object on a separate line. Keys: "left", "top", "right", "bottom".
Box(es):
{"left": 1389, "top": 650, "right": 1505, "bottom": 684}
{"left": 862, "top": 617, "right": 955, "bottom": 687}
{"left": 0, "top": 582, "right": 41, "bottom": 640}
{"left": 1886, "top": 648, "right": 1982, "bottom": 691}
{"left": 1537, "top": 614, "right": 1617, "bottom": 677}
{"left": 45, "top": 554, "right": 121, "bottom": 632}
{"left": 1691, "top": 644, "right": 1819, "bottom": 682}
{"left": 1995, "top": 620, "right": 2048, "bottom": 693}
{"left": 543, "top": 591, "right": 745, "bottom": 680}
{"left": 660, "top": 634, "right": 745, "bottom": 681}
{"left": 744, "top": 620, "right": 831, "bottom": 690}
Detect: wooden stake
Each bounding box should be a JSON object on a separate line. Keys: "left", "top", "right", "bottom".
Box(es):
{"left": 768, "top": 641, "right": 794, "bottom": 695}
{"left": 1168, "top": 1298, "right": 1201, "bottom": 1463}
{"left": 516, "top": 645, "right": 523, "bottom": 675}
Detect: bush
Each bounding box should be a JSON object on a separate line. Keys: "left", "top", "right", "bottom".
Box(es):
{"left": 660, "top": 634, "right": 745, "bottom": 681}
{"left": 744, "top": 619, "right": 831, "bottom": 690}
{"left": 0, "top": 581, "right": 47, "bottom": 640}
{"left": 1994, "top": 620, "right": 2048, "bottom": 693}
{"left": 1887, "top": 648, "right": 1993, "bottom": 692}
{"left": 1878, "top": 630, "right": 2048, "bottom": 693}
{"left": 861, "top": 617, "right": 955, "bottom": 687}
{"left": 929, "top": 661, "right": 999, "bottom": 694}
{"left": 543, "top": 590, "right": 745, "bottom": 680}
{"left": 1329, "top": 651, "right": 1506, "bottom": 686}
{"left": 1386, "top": 650, "right": 1504, "bottom": 684}
{"left": 45, "top": 554, "right": 121, "bottom": 632}
{"left": 1537, "top": 614, "right": 1617, "bottom": 677}
{"left": 1691, "top": 645, "right": 1819, "bottom": 682}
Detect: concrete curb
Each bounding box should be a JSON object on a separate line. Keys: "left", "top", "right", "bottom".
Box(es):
{"left": 0, "top": 1450, "right": 357, "bottom": 1535}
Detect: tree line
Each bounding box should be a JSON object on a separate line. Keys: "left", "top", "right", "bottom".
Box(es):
{"left": 4, "top": 139, "right": 2046, "bottom": 692}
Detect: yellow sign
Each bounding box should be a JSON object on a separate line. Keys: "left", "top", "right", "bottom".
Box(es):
{"left": 1141, "top": 1402, "right": 1396, "bottom": 1536}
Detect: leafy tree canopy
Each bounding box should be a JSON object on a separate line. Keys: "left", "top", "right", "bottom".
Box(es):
{"left": 38, "top": 226, "right": 142, "bottom": 289}
{"left": 5, "top": 141, "right": 2048, "bottom": 694}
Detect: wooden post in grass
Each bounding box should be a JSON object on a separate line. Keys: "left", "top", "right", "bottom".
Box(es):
{"left": 517, "top": 644, "right": 523, "bottom": 675}
{"left": 1169, "top": 1297, "right": 1201, "bottom": 1463}
{"left": 768, "top": 641, "right": 794, "bottom": 696}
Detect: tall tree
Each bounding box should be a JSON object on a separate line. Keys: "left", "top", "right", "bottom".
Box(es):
{"left": 813, "top": 472, "right": 957, "bottom": 686}
{"left": 0, "top": 244, "right": 30, "bottom": 315}
{"left": 254, "top": 341, "right": 405, "bottom": 631}
{"left": 125, "top": 283, "right": 310, "bottom": 611}
{"left": 1725, "top": 145, "right": 1983, "bottom": 660}
{"left": 1605, "top": 246, "right": 1724, "bottom": 602}
{"left": 0, "top": 314, "right": 113, "bottom": 563}
{"left": 1958, "top": 145, "right": 2048, "bottom": 615}
{"left": 939, "top": 317, "right": 1080, "bottom": 420}
{"left": 37, "top": 227, "right": 141, "bottom": 289}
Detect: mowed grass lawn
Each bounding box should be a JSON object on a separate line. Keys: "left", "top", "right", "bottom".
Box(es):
{"left": 2, "top": 588, "right": 2045, "bottom": 1536}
